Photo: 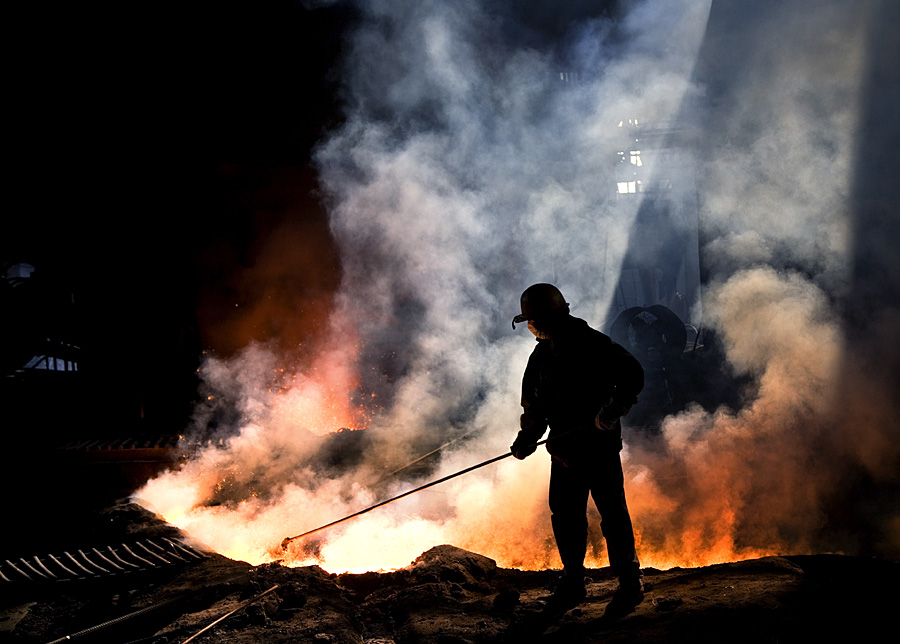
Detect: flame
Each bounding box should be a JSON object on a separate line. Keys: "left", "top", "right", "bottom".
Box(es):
{"left": 136, "top": 361, "right": 811, "bottom": 575}
{"left": 137, "top": 348, "right": 800, "bottom": 574}
{"left": 135, "top": 270, "right": 845, "bottom": 574}
{"left": 138, "top": 412, "right": 787, "bottom": 574}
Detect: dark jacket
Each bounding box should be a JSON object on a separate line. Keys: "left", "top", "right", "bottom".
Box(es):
{"left": 517, "top": 315, "right": 644, "bottom": 461}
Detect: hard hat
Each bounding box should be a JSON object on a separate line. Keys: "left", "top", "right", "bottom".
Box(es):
{"left": 512, "top": 283, "right": 569, "bottom": 329}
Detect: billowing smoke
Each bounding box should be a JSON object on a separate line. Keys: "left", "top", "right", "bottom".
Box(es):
{"left": 632, "top": 0, "right": 900, "bottom": 562}
{"left": 136, "top": 0, "right": 900, "bottom": 571}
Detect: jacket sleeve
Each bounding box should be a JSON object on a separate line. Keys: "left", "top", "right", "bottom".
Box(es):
{"left": 517, "top": 349, "right": 549, "bottom": 443}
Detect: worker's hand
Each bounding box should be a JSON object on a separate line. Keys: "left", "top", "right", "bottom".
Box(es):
{"left": 595, "top": 398, "right": 635, "bottom": 430}
{"left": 510, "top": 436, "right": 538, "bottom": 460}
{"left": 594, "top": 410, "right": 618, "bottom": 431}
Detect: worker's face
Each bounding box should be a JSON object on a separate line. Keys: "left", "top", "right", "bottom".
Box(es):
{"left": 527, "top": 319, "right": 552, "bottom": 339}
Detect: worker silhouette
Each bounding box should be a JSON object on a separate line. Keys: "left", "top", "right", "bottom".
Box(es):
{"left": 510, "top": 283, "right": 645, "bottom": 615}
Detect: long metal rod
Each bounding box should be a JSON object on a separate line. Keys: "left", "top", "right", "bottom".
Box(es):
{"left": 45, "top": 596, "right": 185, "bottom": 644}
{"left": 279, "top": 438, "right": 549, "bottom": 551}
{"left": 44, "top": 573, "right": 252, "bottom": 644}
{"left": 181, "top": 584, "right": 280, "bottom": 644}
{"left": 372, "top": 431, "right": 475, "bottom": 485}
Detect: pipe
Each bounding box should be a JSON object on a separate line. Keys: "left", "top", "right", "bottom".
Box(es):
{"left": 44, "top": 573, "right": 251, "bottom": 643}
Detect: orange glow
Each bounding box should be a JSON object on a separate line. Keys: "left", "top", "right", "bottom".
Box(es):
{"left": 138, "top": 425, "right": 792, "bottom": 575}
{"left": 136, "top": 271, "right": 841, "bottom": 574}
{"left": 137, "top": 358, "right": 801, "bottom": 574}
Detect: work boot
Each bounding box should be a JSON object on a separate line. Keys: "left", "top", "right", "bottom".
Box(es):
{"left": 604, "top": 576, "right": 644, "bottom": 619}
{"left": 542, "top": 572, "right": 587, "bottom": 611}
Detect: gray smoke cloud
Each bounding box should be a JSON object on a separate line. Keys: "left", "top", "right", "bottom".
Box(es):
{"left": 317, "top": 0, "right": 710, "bottom": 426}
{"left": 136, "top": 0, "right": 900, "bottom": 569}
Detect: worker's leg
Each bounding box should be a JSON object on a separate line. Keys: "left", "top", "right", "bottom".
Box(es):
{"left": 549, "top": 458, "right": 590, "bottom": 577}
{"left": 589, "top": 450, "right": 641, "bottom": 584}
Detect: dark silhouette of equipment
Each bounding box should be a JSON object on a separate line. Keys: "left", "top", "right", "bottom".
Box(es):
{"left": 608, "top": 305, "right": 691, "bottom": 428}
{"left": 608, "top": 305, "right": 687, "bottom": 369}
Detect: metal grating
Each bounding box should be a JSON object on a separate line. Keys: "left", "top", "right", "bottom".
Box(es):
{"left": 1, "top": 537, "right": 207, "bottom": 583}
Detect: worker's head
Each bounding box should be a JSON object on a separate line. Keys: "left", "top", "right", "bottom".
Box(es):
{"left": 512, "top": 283, "right": 570, "bottom": 335}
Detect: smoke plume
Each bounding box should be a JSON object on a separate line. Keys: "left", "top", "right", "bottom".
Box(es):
{"left": 136, "top": 0, "right": 900, "bottom": 571}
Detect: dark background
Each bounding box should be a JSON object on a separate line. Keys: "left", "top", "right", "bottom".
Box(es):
{"left": 3, "top": 1, "right": 358, "bottom": 436}
{"left": 1, "top": 3, "right": 360, "bottom": 552}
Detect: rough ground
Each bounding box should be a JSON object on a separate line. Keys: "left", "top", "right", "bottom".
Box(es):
{"left": 1, "top": 501, "right": 896, "bottom": 644}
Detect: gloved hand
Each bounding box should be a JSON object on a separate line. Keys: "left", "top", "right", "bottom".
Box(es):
{"left": 510, "top": 435, "right": 538, "bottom": 460}
{"left": 594, "top": 397, "right": 636, "bottom": 430}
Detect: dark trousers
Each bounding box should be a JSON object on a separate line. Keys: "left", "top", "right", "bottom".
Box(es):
{"left": 548, "top": 449, "right": 641, "bottom": 582}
